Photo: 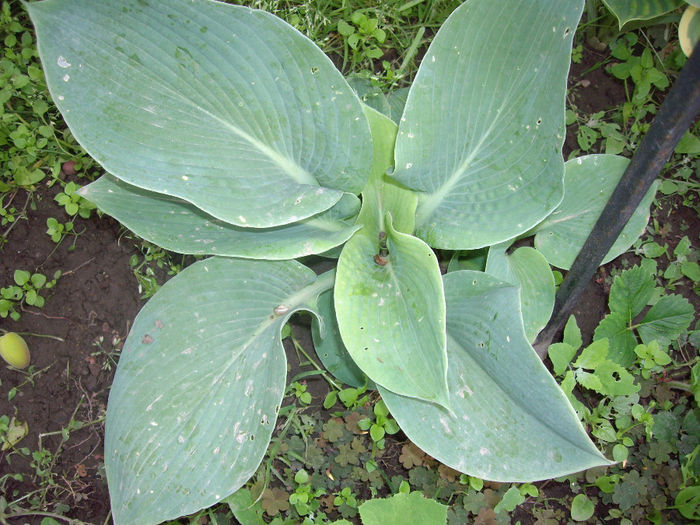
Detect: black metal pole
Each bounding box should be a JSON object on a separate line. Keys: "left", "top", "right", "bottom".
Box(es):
{"left": 534, "top": 40, "right": 700, "bottom": 358}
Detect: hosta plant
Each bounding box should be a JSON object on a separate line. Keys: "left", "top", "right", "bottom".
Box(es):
{"left": 28, "top": 0, "right": 657, "bottom": 522}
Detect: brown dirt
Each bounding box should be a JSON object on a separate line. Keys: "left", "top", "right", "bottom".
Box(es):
{"left": 0, "top": 180, "right": 142, "bottom": 524}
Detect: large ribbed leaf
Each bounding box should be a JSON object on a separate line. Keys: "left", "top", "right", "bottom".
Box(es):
{"left": 311, "top": 288, "right": 370, "bottom": 388}
{"left": 380, "top": 271, "right": 611, "bottom": 481}
{"left": 391, "top": 0, "right": 583, "bottom": 249}
{"left": 485, "top": 245, "right": 555, "bottom": 343}
{"left": 104, "top": 258, "right": 333, "bottom": 524}
{"left": 28, "top": 0, "right": 372, "bottom": 228}
{"left": 602, "top": 0, "right": 685, "bottom": 27}
{"left": 533, "top": 155, "right": 657, "bottom": 270}
{"left": 335, "top": 220, "right": 448, "bottom": 408}
{"left": 334, "top": 106, "right": 447, "bottom": 407}
{"left": 80, "top": 175, "right": 360, "bottom": 260}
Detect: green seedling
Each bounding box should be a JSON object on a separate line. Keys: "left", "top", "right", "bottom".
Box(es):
{"left": 634, "top": 340, "right": 672, "bottom": 379}
{"left": 128, "top": 240, "right": 185, "bottom": 299}
{"left": 608, "top": 33, "right": 670, "bottom": 105}
{"left": 54, "top": 181, "right": 95, "bottom": 218}
{"left": 0, "top": 269, "right": 60, "bottom": 320}
{"left": 288, "top": 469, "right": 324, "bottom": 517}
{"left": 0, "top": 332, "right": 30, "bottom": 368}
{"left": 288, "top": 381, "right": 312, "bottom": 405}
{"left": 337, "top": 11, "right": 386, "bottom": 69}
{"left": 0, "top": 1, "right": 95, "bottom": 194}
{"left": 357, "top": 400, "right": 400, "bottom": 450}
{"left": 333, "top": 486, "right": 358, "bottom": 508}
{"left": 45, "top": 216, "right": 72, "bottom": 243}
{"left": 324, "top": 383, "right": 370, "bottom": 411}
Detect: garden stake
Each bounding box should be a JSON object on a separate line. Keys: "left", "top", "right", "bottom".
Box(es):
{"left": 534, "top": 40, "right": 700, "bottom": 358}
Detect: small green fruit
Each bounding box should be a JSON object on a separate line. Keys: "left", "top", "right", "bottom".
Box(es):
{"left": 0, "top": 332, "right": 30, "bottom": 369}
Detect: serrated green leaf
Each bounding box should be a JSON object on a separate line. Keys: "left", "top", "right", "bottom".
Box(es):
{"left": 681, "top": 261, "right": 700, "bottom": 282}
{"left": 674, "top": 236, "right": 692, "bottom": 258}
{"left": 104, "top": 258, "right": 332, "bottom": 524}
{"left": 563, "top": 315, "right": 583, "bottom": 349}
{"left": 28, "top": 0, "right": 372, "bottom": 228}
{"left": 391, "top": 0, "right": 583, "bottom": 249}
{"left": 81, "top": 175, "right": 361, "bottom": 260}
{"left": 640, "top": 241, "right": 667, "bottom": 258}
{"left": 574, "top": 339, "right": 610, "bottom": 370}
{"left": 534, "top": 155, "right": 657, "bottom": 270}
{"left": 379, "top": 271, "right": 610, "bottom": 482}
{"left": 576, "top": 370, "right": 605, "bottom": 393}
{"left": 608, "top": 265, "right": 655, "bottom": 320}
{"left": 548, "top": 342, "right": 578, "bottom": 376}
{"left": 358, "top": 491, "right": 447, "bottom": 525}
{"left": 593, "top": 361, "right": 640, "bottom": 396}
{"left": 637, "top": 294, "right": 694, "bottom": 347}
{"left": 675, "top": 131, "right": 700, "bottom": 155}
{"left": 485, "top": 245, "right": 555, "bottom": 342}
{"left": 594, "top": 312, "right": 638, "bottom": 367}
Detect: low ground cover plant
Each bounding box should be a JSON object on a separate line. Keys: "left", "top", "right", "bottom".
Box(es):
{"left": 27, "top": 0, "right": 664, "bottom": 522}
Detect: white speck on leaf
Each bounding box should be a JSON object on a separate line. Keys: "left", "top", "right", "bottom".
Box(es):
{"left": 57, "top": 55, "right": 71, "bottom": 68}
{"left": 480, "top": 447, "right": 490, "bottom": 456}
{"left": 457, "top": 385, "right": 473, "bottom": 398}
{"left": 63, "top": 74, "right": 70, "bottom": 82}
{"left": 146, "top": 394, "right": 163, "bottom": 411}
{"left": 439, "top": 417, "right": 451, "bottom": 434}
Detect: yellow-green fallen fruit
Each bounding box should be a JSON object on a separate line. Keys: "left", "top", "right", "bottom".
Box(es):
{"left": 0, "top": 332, "right": 30, "bottom": 369}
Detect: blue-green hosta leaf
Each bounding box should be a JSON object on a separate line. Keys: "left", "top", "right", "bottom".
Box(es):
{"left": 485, "top": 245, "right": 555, "bottom": 342}
{"left": 593, "top": 313, "right": 638, "bottom": 366}
{"left": 358, "top": 492, "right": 448, "bottom": 525}
{"left": 380, "top": 271, "right": 611, "bottom": 481}
{"left": 104, "top": 258, "right": 333, "bottom": 524}
{"left": 28, "top": 0, "right": 372, "bottom": 228}
{"left": 80, "top": 175, "right": 360, "bottom": 260}
{"left": 335, "top": 217, "right": 449, "bottom": 408}
{"left": 357, "top": 105, "right": 417, "bottom": 237}
{"left": 534, "top": 155, "right": 658, "bottom": 270}
{"left": 447, "top": 249, "right": 488, "bottom": 273}
{"left": 311, "top": 289, "right": 371, "bottom": 388}
{"left": 391, "top": 0, "right": 584, "bottom": 249}
{"left": 602, "top": 0, "right": 685, "bottom": 28}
